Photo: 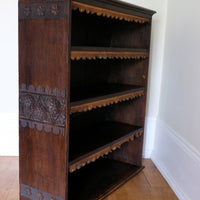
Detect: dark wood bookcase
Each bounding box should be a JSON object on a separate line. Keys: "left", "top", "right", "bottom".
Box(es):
{"left": 19, "top": 0, "right": 156, "bottom": 199}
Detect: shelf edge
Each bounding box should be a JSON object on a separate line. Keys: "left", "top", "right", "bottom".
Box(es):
{"left": 70, "top": 89, "right": 145, "bottom": 114}
{"left": 71, "top": 50, "right": 149, "bottom": 61}
{"left": 69, "top": 129, "right": 143, "bottom": 173}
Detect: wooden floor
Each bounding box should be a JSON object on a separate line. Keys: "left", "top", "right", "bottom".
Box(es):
{"left": 0, "top": 157, "right": 178, "bottom": 200}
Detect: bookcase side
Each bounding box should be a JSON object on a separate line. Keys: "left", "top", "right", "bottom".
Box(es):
{"left": 19, "top": 0, "right": 71, "bottom": 199}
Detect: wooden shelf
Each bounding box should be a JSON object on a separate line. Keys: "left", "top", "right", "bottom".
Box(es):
{"left": 69, "top": 158, "right": 143, "bottom": 200}
{"left": 72, "top": 1, "right": 150, "bottom": 23}
{"left": 71, "top": 47, "right": 149, "bottom": 60}
{"left": 69, "top": 121, "right": 143, "bottom": 173}
{"left": 70, "top": 84, "right": 145, "bottom": 114}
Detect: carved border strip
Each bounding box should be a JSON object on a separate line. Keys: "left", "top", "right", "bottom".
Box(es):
{"left": 70, "top": 90, "right": 145, "bottom": 114}
{"left": 19, "top": 1, "right": 66, "bottom": 19}
{"left": 72, "top": 1, "right": 150, "bottom": 23}
{"left": 19, "top": 84, "right": 66, "bottom": 136}
{"left": 69, "top": 130, "right": 143, "bottom": 173}
{"left": 20, "top": 119, "right": 65, "bottom": 136}
{"left": 21, "top": 184, "right": 64, "bottom": 200}
{"left": 20, "top": 83, "right": 65, "bottom": 97}
{"left": 71, "top": 51, "right": 149, "bottom": 61}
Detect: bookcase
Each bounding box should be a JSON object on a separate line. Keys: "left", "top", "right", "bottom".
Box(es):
{"left": 19, "top": 0, "right": 156, "bottom": 199}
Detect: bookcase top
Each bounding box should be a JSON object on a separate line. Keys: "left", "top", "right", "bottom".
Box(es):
{"left": 74, "top": 0, "right": 156, "bottom": 18}
{"left": 18, "top": 0, "right": 156, "bottom": 18}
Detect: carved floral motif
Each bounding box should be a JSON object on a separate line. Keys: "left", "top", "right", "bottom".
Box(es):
{"left": 51, "top": 4, "right": 60, "bottom": 16}
{"left": 19, "top": 84, "right": 66, "bottom": 136}
{"left": 19, "top": 1, "right": 66, "bottom": 19}
{"left": 37, "top": 192, "right": 44, "bottom": 200}
{"left": 37, "top": 5, "right": 45, "bottom": 16}
{"left": 21, "top": 184, "right": 63, "bottom": 200}
{"left": 25, "top": 188, "right": 32, "bottom": 197}
{"left": 24, "top": 6, "right": 32, "bottom": 16}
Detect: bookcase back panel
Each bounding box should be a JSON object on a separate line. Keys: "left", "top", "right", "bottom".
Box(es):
{"left": 71, "top": 10, "right": 151, "bottom": 48}
{"left": 70, "top": 99, "right": 145, "bottom": 128}
{"left": 109, "top": 95, "right": 147, "bottom": 126}
{"left": 70, "top": 107, "right": 107, "bottom": 131}
{"left": 107, "top": 59, "right": 149, "bottom": 86}
{"left": 70, "top": 59, "right": 148, "bottom": 101}
{"left": 71, "top": 60, "right": 111, "bottom": 90}
{"left": 108, "top": 134, "right": 143, "bottom": 166}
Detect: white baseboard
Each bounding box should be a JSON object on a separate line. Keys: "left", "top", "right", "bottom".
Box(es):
{"left": 151, "top": 119, "right": 200, "bottom": 200}
{"left": 142, "top": 117, "right": 156, "bottom": 158}
{"left": 0, "top": 112, "right": 18, "bottom": 156}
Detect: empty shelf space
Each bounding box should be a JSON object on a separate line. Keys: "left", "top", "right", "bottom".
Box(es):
{"left": 71, "top": 47, "right": 149, "bottom": 60}
{"left": 72, "top": 1, "right": 150, "bottom": 23}
{"left": 69, "top": 121, "right": 143, "bottom": 172}
{"left": 70, "top": 84, "right": 145, "bottom": 114}
{"left": 70, "top": 84, "right": 144, "bottom": 102}
{"left": 69, "top": 158, "right": 143, "bottom": 200}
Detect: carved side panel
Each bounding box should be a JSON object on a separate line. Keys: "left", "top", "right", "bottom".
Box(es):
{"left": 19, "top": 84, "right": 66, "bottom": 136}
{"left": 19, "top": 0, "right": 66, "bottom": 19}
{"left": 21, "top": 184, "right": 64, "bottom": 200}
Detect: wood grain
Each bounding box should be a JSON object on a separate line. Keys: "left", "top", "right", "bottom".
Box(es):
{"left": 0, "top": 157, "right": 178, "bottom": 200}
{"left": 71, "top": 49, "right": 149, "bottom": 60}
{"left": 105, "top": 159, "right": 179, "bottom": 200}
{"left": 0, "top": 157, "right": 19, "bottom": 200}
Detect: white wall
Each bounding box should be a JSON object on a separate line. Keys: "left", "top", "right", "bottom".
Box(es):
{"left": 152, "top": 0, "right": 200, "bottom": 199}
{"left": 0, "top": 0, "right": 18, "bottom": 113}
{"left": 159, "top": 0, "right": 200, "bottom": 152}
{"left": 0, "top": 0, "right": 18, "bottom": 156}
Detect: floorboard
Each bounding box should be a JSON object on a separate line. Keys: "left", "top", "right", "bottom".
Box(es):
{"left": 0, "top": 157, "right": 178, "bottom": 200}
